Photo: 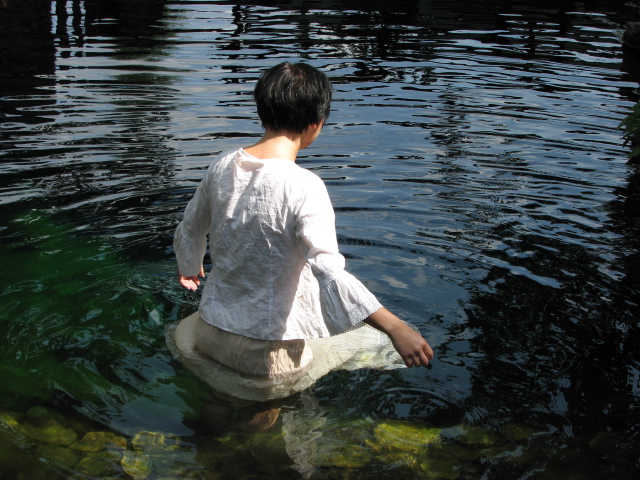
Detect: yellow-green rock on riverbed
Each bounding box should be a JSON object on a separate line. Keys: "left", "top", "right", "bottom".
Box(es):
{"left": 121, "top": 450, "right": 153, "bottom": 480}
{"left": 71, "top": 431, "right": 127, "bottom": 452}
{"left": 372, "top": 420, "right": 441, "bottom": 453}
{"left": 132, "top": 431, "right": 181, "bottom": 452}
{"left": 36, "top": 444, "right": 80, "bottom": 469}
{"left": 75, "top": 450, "right": 123, "bottom": 477}
{"left": 18, "top": 406, "right": 78, "bottom": 446}
{"left": 0, "top": 411, "right": 19, "bottom": 430}
{"left": 20, "top": 420, "right": 77, "bottom": 446}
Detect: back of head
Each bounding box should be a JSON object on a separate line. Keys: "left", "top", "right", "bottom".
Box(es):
{"left": 254, "top": 62, "right": 332, "bottom": 134}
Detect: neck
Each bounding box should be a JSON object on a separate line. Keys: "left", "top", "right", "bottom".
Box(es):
{"left": 244, "top": 129, "right": 303, "bottom": 162}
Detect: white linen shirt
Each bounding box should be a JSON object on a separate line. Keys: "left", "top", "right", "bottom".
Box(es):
{"left": 173, "top": 148, "right": 382, "bottom": 340}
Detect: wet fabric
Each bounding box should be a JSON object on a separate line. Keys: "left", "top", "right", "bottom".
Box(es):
{"left": 166, "top": 312, "right": 406, "bottom": 402}
{"left": 194, "top": 316, "right": 313, "bottom": 376}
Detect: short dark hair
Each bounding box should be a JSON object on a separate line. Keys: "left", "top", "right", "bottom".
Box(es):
{"left": 253, "top": 62, "right": 332, "bottom": 134}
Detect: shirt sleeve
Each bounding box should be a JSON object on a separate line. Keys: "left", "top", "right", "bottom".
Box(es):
{"left": 296, "top": 174, "right": 382, "bottom": 336}
{"left": 173, "top": 172, "right": 212, "bottom": 277}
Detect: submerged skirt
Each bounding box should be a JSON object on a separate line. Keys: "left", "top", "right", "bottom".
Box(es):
{"left": 165, "top": 312, "right": 406, "bottom": 402}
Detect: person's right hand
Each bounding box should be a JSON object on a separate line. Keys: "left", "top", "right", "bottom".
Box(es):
{"left": 364, "top": 307, "right": 434, "bottom": 367}
{"left": 388, "top": 321, "right": 434, "bottom": 367}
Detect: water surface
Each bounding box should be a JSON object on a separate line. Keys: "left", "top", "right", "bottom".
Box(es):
{"left": 1, "top": 0, "right": 640, "bottom": 478}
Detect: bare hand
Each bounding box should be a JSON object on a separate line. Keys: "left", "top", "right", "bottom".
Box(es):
{"left": 388, "top": 322, "right": 434, "bottom": 367}
{"left": 364, "top": 307, "right": 434, "bottom": 367}
{"left": 178, "top": 266, "right": 205, "bottom": 291}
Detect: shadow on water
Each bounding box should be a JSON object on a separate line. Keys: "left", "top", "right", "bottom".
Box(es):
{"left": 1, "top": 0, "right": 640, "bottom": 478}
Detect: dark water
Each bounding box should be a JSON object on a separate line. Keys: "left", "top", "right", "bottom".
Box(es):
{"left": 1, "top": 0, "right": 640, "bottom": 478}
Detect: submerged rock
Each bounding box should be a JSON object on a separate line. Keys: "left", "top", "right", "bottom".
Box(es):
{"left": 317, "top": 445, "right": 371, "bottom": 469}
{"left": 416, "top": 457, "right": 460, "bottom": 480}
{"left": 121, "top": 450, "right": 153, "bottom": 480}
{"left": 18, "top": 405, "right": 78, "bottom": 446}
{"left": 196, "top": 473, "right": 224, "bottom": 480}
{"left": 71, "top": 431, "right": 127, "bottom": 452}
{"left": 428, "top": 443, "right": 478, "bottom": 463}
{"left": 457, "top": 425, "right": 499, "bottom": 446}
{"left": 14, "top": 463, "right": 62, "bottom": 480}
{"left": 589, "top": 431, "right": 633, "bottom": 459}
{"left": 20, "top": 421, "right": 77, "bottom": 446}
{"left": 129, "top": 430, "right": 197, "bottom": 475}
{"left": 26, "top": 406, "right": 64, "bottom": 422}
{"left": 500, "top": 422, "right": 543, "bottom": 442}
{"left": 376, "top": 450, "right": 418, "bottom": 468}
{"left": 75, "top": 449, "right": 123, "bottom": 477}
{"left": 132, "top": 431, "right": 181, "bottom": 452}
{"left": 36, "top": 444, "right": 80, "bottom": 469}
{"left": 0, "top": 410, "right": 20, "bottom": 430}
{"left": 373, "top": 421, "right": 441, "bottom": 453}
{"left": 248, "top": 432, "right": 292, "bottom": 471}
{"left": 0, "top": 436, "right": 38, "bottom": 474}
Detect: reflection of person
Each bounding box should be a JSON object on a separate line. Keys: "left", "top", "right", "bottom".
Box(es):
{"left": 172, "top": 62, "right": 433, "bottom": 394}
{"left": 188, "top": 391, "right": 325, "bottom": 479}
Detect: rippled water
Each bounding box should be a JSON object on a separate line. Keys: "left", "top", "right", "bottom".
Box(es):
{"left": 1, "top": 0, "right": 640, "bottom": 478}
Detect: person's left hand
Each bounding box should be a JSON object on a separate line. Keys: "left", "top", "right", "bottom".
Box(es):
{"left": 178, "top": 266, "right": 205, "bottom": 291}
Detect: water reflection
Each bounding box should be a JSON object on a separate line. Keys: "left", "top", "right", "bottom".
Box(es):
{"left": 0, "top": 0, "right": 56, "bottom": 123}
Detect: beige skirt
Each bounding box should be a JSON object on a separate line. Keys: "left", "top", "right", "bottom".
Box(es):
{"left": 166, "top": 312, "right": 406, "bottom": 402}
{"left": 194, "top": 317, "right": 314, "bottom": 377}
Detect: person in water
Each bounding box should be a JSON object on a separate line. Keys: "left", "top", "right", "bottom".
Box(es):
{"left": 172, "top": 61, "right": 433, "bottom": 396}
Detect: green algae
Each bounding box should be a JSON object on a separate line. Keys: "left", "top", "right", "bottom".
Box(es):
{"left": 372, "top": 420, "right": 441, "bottom": 453}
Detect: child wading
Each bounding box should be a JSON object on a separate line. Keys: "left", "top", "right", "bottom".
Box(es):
{"left": 169, "top": 62, "right": 433, "bottom": 402}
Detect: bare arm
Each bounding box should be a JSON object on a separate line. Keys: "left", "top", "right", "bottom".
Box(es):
{"left": 364, "top": 308, "right": 434, "bottom": 367}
